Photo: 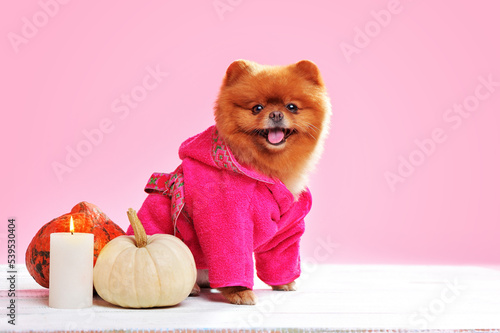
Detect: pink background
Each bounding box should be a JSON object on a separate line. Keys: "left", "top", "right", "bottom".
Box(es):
{"left": 2, "top": 1, "right": 499, "bottom": 265}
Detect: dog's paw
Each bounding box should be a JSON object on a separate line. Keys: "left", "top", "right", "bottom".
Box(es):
{"left": 271, "top": 281, "right": 296, "bottom": 291}
{"left": 189, "top": 283, "right": 201, "bottom": 296}
{"left": 218, "top": 286, "right": 257, "bottom": 305}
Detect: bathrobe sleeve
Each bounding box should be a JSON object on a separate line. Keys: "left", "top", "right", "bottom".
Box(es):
{"left": 252, "top": 188, "right": 309, "bottom": 286}
{"left": 182, "top": 158, "right": 257, "bottom": 289}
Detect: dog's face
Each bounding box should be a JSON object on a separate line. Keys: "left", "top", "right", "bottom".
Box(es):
{"left": 215, "top": 60, "right": 330, "bottom": 158}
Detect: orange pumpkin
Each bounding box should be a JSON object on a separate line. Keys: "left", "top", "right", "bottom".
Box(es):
{"left": 25, "top": 202, "right": 126, "bottom": 288}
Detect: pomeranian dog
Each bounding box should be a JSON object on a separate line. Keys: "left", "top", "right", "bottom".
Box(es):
{"left": 128, "top": 59, "right": 331, "bottom": 305}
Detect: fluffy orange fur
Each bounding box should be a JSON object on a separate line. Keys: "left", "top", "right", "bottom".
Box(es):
{"left": 214, "top": 59, "right": 332, "bottom": 197}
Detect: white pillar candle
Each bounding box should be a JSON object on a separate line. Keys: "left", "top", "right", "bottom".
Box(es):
{"left": 49, "top": 217, "right": 94, "bottom": 309}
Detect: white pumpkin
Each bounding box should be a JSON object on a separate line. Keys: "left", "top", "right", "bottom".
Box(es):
{"left": 93, "top": 208, "right": 197, "bottom": 308}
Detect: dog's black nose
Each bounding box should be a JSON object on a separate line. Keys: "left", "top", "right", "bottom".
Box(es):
{"left": 269, "top": 111, "right": 284, "bottom": 123}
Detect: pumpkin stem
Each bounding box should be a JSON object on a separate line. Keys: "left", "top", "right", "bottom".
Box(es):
{"left": 127, "top": 208, "right": 148, "bottom": 248}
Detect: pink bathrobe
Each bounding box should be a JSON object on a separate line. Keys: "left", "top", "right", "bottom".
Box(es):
{"left": 127, "top": 126, "right": 312, "bottom": 289}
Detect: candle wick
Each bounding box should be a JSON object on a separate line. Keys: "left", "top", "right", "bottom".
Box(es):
{"left": 71, "top": 231, "right": 74, "bottom": 235}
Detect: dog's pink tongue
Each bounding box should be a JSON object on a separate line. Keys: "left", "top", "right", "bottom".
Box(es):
{"left": 268, "top": 128, "right": 285, "bottom": 144}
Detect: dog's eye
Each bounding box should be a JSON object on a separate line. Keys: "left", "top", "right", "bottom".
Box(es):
{"left": 286, "top": 103, "right": 298, "bottom": 113}
{"left": 252, "top": 104, "right": 264, "bottom": 114}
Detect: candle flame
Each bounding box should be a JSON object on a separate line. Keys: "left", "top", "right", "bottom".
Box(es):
{"left": 70, "top": 216, "right": 74, "bottom": 234}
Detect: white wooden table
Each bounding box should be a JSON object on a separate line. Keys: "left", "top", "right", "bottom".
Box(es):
{"left": 1, "top": 263, "right": 500, "bottom": 332}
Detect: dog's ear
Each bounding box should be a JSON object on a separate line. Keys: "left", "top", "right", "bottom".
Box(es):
{"left": 224, "top": 60, "right": 255, "bottom": 86}
{"left": 293, "top": 60, "right": 324, "bottom": 86}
